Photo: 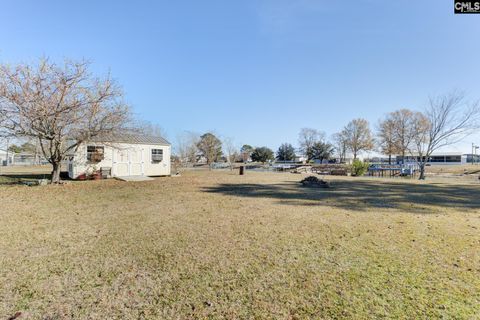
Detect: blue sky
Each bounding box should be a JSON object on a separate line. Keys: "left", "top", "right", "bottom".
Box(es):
{"left": 1, "top": 1, "right": 479, "bottom": 152}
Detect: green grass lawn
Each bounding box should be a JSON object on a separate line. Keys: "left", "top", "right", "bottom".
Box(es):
{"left": 1, "top": 170, "right": 479, "bottom": 319}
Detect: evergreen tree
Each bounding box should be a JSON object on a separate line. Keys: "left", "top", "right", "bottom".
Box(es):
{"left": 276, "top": 143, "right": 296, "bottom": 161}
{"left": 251, "top": 147, "right": 274, "bottom": 163}
{"left": 308, "top": 141, "right": 334, "bottom": 162}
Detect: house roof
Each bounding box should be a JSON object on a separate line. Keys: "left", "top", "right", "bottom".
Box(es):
{"left": 89, "top": 133, "right": 170, "bottom": 146}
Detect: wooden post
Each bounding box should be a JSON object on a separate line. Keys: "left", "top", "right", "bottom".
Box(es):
{"left": 239, "top": 165, "right": 245, "bottom": 175}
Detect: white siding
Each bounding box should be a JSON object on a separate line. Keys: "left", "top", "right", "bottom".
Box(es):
{"left": 68, "top": 142, "right": 171, "bottom": 179}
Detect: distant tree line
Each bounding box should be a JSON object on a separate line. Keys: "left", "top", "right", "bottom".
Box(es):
{"left": 7, "top": 142, "right": 37, "bottom": 154}
{"left": 1, "top": 59, "right": 479, "bottom": 181}
{"left": 175, "top": 133, "right": 277, "bottom": 166}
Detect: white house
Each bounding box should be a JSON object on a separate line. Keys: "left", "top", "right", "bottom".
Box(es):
{"left": 67, "top": 134, "right": 171, "bottom": 179}
{"left": 0, "top": 149, "right": 14, "bottom": 166}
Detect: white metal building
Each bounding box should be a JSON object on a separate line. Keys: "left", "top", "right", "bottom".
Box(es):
{"left": 66, "top": 134, "right": 171, "bottom": 179}
{"left": 396, "top": 153, "right": 480, "bottom": 165}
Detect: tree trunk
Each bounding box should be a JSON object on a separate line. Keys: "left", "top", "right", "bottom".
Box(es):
{"left": 388, "top": 154, "right": 392, "bottom": 164}
{"left": 418, "top": 163, "right": 426, "bottom": 180}
{"left": 51, "top": 161, "right": 61, "bottom": 183}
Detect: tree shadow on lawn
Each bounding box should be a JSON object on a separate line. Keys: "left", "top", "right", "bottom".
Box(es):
{"left": 202, "top": 179, "right": 480, "bottom": 213}
{"left": 0, "top": 173, "right": 50, "bottom": 185}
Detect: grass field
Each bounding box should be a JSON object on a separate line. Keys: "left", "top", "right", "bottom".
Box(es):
{"left": 425, "top": 164, "right": 480, "bottom": 175}
{"left": 1, "top": 170, "right": 479, "bottom": 319}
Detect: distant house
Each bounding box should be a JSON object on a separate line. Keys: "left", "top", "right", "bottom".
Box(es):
{"left": 294, "top": 155, "right": 307, "bottom": 164}
{"left": 66, "top": 134, "right": 171, "bottom": 179}
{"left": 0, "top": 149, "right": 14, "bottom": 166}
{"left": 11, "top": 152, "right": 47, "bottom": 166}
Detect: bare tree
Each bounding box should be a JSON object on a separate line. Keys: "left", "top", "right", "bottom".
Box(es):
{"left": 175, "top": 131, "right": 199, "bottom": 166}
{"left": 410, "top": 92, "right": 480, "bottom": 180}
{"left": 197, "top": 132, "right": 222, "bottom": 166}
{"left": 377, "top": 116, "right": 398, "bottom": 164}
{"left": 342, "top": 118, "right": 374, "bottom": 160}
{"left": 390, "top": 109, "right": 418, "bottom": 160}
{"left": 298, "top": 128, "right": 325, "bottom": 160}
{"left": 0, "top": 58, "right": 131, "bottom": 183}
{"left": 409, "top": 112, "right": 430, "bottom": 179}
{"left": 332, "top": 132, "right": 347, "bottom": 163}
{"left": 223, "top": 137, "right": 237, "bottom": 170}
{"left": 378, "top": 109, "right": 424, "bottom": 164}
{"left": 137, "top": 120, "right": 167, "bottom": 138}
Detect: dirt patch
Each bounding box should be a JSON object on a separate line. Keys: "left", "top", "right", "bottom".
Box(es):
{"left": 300, "top": 175, "right": 330, "bottom": 188}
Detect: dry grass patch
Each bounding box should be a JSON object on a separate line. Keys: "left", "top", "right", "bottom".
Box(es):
{"left": 1, "top": 171, "right": 479, "bottom": 319}
{"left": 426, "top": 164, "right": 480, "bottom": 175}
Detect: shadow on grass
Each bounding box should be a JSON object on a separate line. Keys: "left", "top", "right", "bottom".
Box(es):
{"left": 1, "top": 173, "right": 51, "bottom": 179}
{"left": 202, "top": 179, "right": 480, "bottom": 213}
{"left": 0, "top": 173, "right": 52, "bottom": 185}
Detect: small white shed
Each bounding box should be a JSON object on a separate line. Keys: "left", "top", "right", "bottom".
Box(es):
{"left": 67, "top": 134, "right": 171, "bottom": 179}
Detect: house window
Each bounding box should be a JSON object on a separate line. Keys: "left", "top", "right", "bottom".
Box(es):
{"left": 87, "top": 146, "right": 104, "bottom": 162}
{"left": 151, "top": 149, "right": 163, "bottom": 162}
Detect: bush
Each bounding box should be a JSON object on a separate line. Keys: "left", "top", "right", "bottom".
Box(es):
{"left": 351, "top": 159, "right": 369, "bottom": 176}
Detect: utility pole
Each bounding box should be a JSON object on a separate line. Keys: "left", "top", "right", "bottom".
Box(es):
{"left": 472, "top": 143, "right": 475, "bottom": 165}
{"left": 34, "top": 138, "right": 39, "bottom": 165}
{"left": 5, "top": 138, "right": 9, "bottom": 167}
{"left": 475, "top": 145, "right": 479, "bottom": 165}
